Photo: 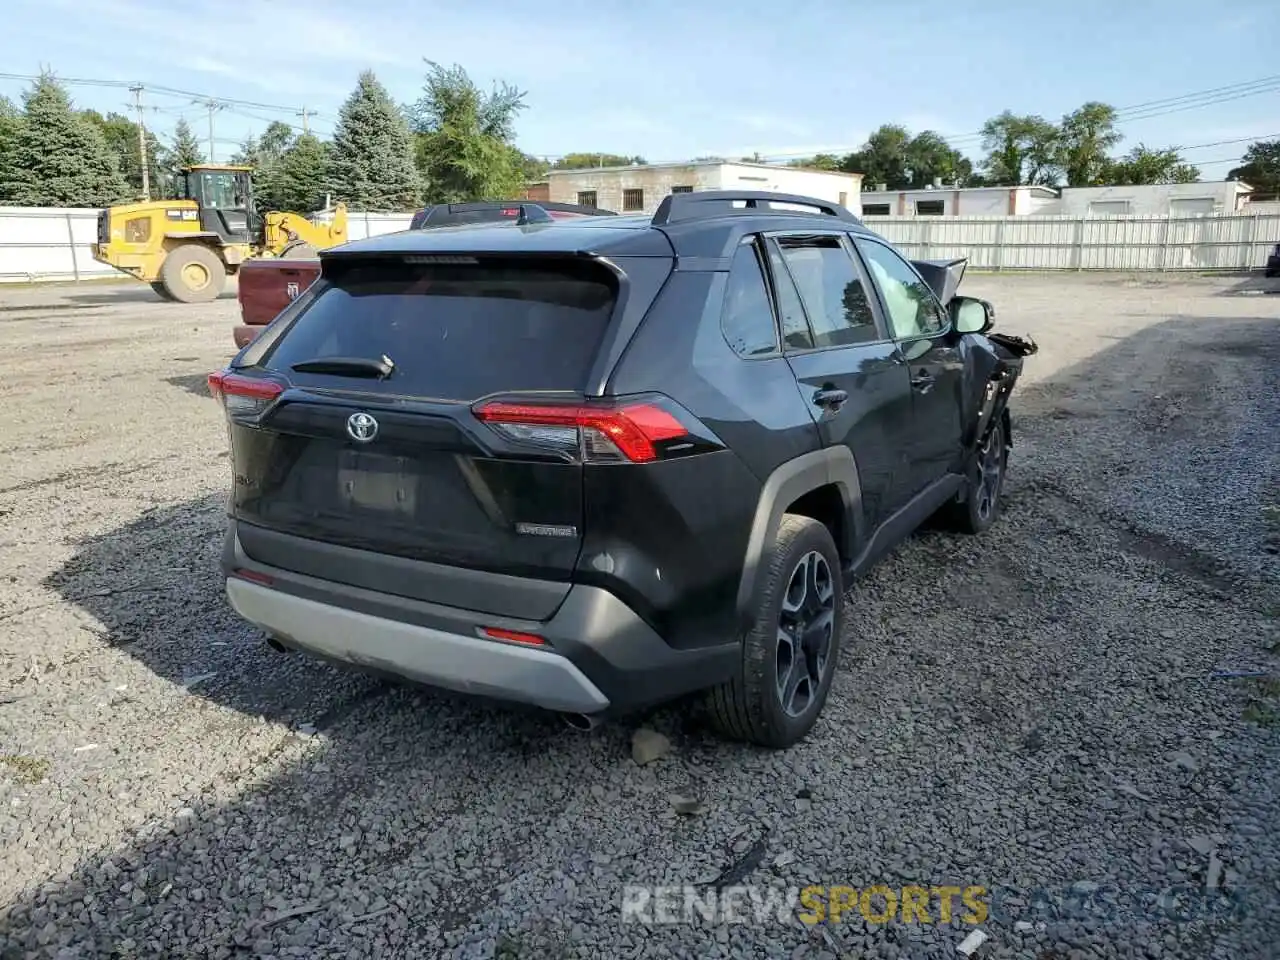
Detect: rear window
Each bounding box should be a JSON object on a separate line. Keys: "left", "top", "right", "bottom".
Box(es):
{"left": 264, "top": 257, "right": 617, "bottom": 401}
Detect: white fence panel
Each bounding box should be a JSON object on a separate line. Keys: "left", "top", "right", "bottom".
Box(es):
{"left": 863, "top": 212, "right": 1280, "bottom": 272}
{"left": 0, "top": 206, "right": 116, "bottom": 282}
{"left": 2, "top": 206, "right": 1277, "bottom": 283}
{"left": 311, "top": 210, "right": 414, "bottom": 241}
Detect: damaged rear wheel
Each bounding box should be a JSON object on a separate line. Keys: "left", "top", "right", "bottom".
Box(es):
{"left": 941, "top": 414, "right": 1008, "bottom": 535}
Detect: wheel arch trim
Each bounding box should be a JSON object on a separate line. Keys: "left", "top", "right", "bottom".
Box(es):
{"left": 735, "top": 447, "right": 863, "bottom": 624}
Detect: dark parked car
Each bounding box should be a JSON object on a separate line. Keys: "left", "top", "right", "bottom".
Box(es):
{"left": 211, "top": 190, "right": 1037, "bottom": 748}
{"left": 1266, "top": 242, "right": 1280, "bottom": 277}
{"left": 408, "top": 200, "right": 616, "bottom": 230}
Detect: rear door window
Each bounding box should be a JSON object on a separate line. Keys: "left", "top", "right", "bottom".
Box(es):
{"left": 264, "top": 257, "right": 617, "bottom": 401}
{"left": 774, "top": 235, "right": 879, "bottom": 348}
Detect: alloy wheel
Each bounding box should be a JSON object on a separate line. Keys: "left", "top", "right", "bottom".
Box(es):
{"left": 975, "top": 422, "right": 1005, "bottom": 521}
{"left": 775, "top": 550, "right": 836, "bottom": 718}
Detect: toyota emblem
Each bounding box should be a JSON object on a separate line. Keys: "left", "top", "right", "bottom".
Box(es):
{"left": 346, "top": 412, "right": 378, "bottom": 443}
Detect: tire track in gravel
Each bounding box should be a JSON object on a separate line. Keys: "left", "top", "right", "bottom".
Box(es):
{"left": 0, "top": 455, "right": 186, "bottom": 497}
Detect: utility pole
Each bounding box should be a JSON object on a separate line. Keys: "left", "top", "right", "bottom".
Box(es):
{"left": 297, "top": 106, "right": 310, "bottom": 134}
{"left": 130, "top": 84, "right": 150, "bottom": 200}
{"left": 201, "top": 99, "right": 223, "bottom": 161}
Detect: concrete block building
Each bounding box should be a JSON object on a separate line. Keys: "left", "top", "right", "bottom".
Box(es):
{"left": 541, "top": 161, "right": 864, "bottom": 216}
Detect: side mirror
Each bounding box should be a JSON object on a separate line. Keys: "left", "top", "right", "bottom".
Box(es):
{"left": 952, "top": 296, "right": 995, "bottom": 335}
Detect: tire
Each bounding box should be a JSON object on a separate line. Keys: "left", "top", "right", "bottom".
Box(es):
{"left": 149, "top": 282, "right": 176, "bottom": 302}
{"left": 938, "top": 414, "right": 1009, "bottom": 534}
{"left": 706, "top": 514, "right": 844, "bottom": 748}
{"left": 160, "top": 245, "right": 227, "bottom": 303}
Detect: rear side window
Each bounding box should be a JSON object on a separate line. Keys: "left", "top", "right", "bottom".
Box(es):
{"left": 265, "top": 257, "right": 617, "bottom": 401}
{"left": 720, "top": 239, "right": 778, "bottom": 357}
{"left": 775, "top": 235, "right": 878, "bottom": 348}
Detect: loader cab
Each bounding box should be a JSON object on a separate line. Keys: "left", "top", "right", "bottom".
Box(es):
{"left": 173, "top": 164, "right": 255, "bottom": 244}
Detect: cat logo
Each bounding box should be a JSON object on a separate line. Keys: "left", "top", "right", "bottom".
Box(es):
{"left": 286, "top": 282, "right": 300, "bottom": 300}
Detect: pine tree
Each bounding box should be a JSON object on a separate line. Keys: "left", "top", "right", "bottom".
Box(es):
{"left": 409, "top": 61, "right": 527, "bottom": 203}
{"left": 0, "top": 96, "right": 21, "bottom": 202}
{"left": 232, "top": 122, "right": 297, "bottom": 211}
{"left": 170, "top": 119, "right": 204, "bottom": 170}
{"left": 165, "top": 119, "right": 204, "bottom": 198}
{"left": 326, "top": 70, "right": 420, "bottom": 209}
{"left": 272, "top": 133, "right": 329, "bottom": 213}
{"left": 0, "top": 76, "right": 128, "bottom": 206}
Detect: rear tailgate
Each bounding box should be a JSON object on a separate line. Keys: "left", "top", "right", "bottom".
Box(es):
{"left": 225, "top": 254, "right": 623, "bottom": 607}
{"left": 237, "top": 257, "right": 321, "bottom": 327}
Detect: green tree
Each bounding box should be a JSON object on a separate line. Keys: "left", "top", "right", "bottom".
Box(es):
{"left": 903, "top": 131, "right": 974, "bottom": 187}
{"left": 164, "top": 119, "right": 204, "bottom": 198}
{"left": 80, "top": 110, "right": 167, "bottom": 200}
{"left": 551, "top": 152, "right": 645, "bottom": 170}
{"left": 170, "top": 118, "right": 204, "bottom": 169}
{"left": 518, "top": 152, "right": 551, "bottom": 181}
{"left": 1058, "top": 102, "right": 1122, "bottom": 187}
{"left": 232, "top": 121, "right": 299, "bottom": 211}
{"left": 840, "top": 125, "right": 911, "bottom": 189}
{"left": 271, "top": 133, "right": 330, "bottom": 213}
{"left": 0, "top": 96, "right": 21, "bottom": 200}
{"left": 1106, "top": 145, "right": 1199, "bottom": 185}
{"left": 329, "top": 70, "right": 420, "bottom": 209}
{"left": 980, "top": 111, "right": 1060, "bottom": 185}
{"left": 788, "top": 153, "right": 841, "bottom": 171}
{"left": 408, "top": 61, "right": 527, "bottom": 203}
{"left": 1228, "top": 139, "right": 1280, "bottom": 196}
{"left": 0, "top": 75, "right": 127, "bottom": 206}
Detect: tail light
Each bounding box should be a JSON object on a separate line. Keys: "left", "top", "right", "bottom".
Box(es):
{"left": 207, "top": 370, "right": 284, "bottom": 418}
{"left": 472, "top": 396, "right": 698, "bottom": 463}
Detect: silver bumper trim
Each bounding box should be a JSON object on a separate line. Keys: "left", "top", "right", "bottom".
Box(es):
{"left": 225, "top": 578, "right": 610, "bottom": 714}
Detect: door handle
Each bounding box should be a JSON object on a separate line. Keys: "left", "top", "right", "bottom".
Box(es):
{"left": 813, "top": 388, "right": 848, "bottom": 409}
{"left": 910, "top": 372, "right": 935, "bottom": 392}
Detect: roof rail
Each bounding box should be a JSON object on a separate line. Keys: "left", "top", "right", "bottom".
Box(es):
{"left": 651, "top": 190, "right": 859, "bottom": 226}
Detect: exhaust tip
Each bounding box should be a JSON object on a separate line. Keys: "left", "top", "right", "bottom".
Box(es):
{"left": 562, "top": 712, "right": 602, "bottom": 731}
{"left": 265, "top": 635, "right": 293, "bottom": 654}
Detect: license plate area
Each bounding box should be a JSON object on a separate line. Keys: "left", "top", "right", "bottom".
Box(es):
{"left": 337, "top": 450, "right": 418, "bottom": 514}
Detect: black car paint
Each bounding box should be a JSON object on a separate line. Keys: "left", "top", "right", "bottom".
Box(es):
{"left": 220, "top": 193, "right": 1032, "bottom": 711}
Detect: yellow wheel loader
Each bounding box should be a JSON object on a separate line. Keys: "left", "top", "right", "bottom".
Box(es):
{"left": 92, "top": 164, "right": 348, "bottom": 303}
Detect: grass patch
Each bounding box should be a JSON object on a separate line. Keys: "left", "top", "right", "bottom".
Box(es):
{"left": 1243, "top": 677, "right": 1280, "bottom": 727}
{"left": 0, "top": 754, "right": 50, "bottom": 784}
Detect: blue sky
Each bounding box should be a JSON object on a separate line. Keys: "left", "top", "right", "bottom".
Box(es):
{"left": 1, "top": 0, "right": 1278, "bottom": 177}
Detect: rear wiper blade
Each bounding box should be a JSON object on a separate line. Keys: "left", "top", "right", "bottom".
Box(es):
{"left": 290, "top": 355, "right": 395, "bottom": 379}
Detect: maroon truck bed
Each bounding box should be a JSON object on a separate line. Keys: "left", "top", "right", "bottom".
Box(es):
{"left": 234, "top": 256, "right": 321, "bottom": 349}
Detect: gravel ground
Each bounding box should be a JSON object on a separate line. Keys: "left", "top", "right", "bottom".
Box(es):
{"left": 0, "top": 273, "right": 1278, "bottom": 960}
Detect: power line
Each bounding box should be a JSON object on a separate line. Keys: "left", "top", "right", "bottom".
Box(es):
{"left": 0, "top": 71, "right": 318, "bottom": 121}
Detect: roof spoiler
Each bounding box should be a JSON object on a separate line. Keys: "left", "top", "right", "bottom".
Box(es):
{"left": 911, "top": 257, "right": 967, "bottom": 306}
{"left": 514, "top": 204, "right": 554, "bottom": 225}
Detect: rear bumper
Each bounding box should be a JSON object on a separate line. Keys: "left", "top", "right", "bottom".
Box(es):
{"left": 226, "top": 578, "right": 609, "bottom": 713}
{"left": 221, "top": 522, "right": 738, "bottom": 715}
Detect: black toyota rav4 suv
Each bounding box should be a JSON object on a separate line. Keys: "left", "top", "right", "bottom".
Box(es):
{"left": 212, "top": 190, "right": 1037, "bottom": 748}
